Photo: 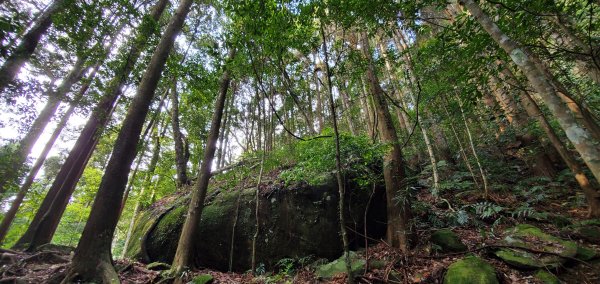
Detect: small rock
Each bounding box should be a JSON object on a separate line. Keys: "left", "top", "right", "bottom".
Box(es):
{"left": 146, "top": 262, "right": 171, "bottom": 271}
{"left": 431, "top": 229, "right": 467, "bottom": 253}
{"left": 443, "top": 256, "right": 499, "bottom": 284}
{"left": 534, "top": 270, "right": 560, "bottom": 284}
{"left": 316, "top": 251, "right": 365, "bottom": 279}
{"left": 187, "top": 274, "right": 213, "bottom": 284}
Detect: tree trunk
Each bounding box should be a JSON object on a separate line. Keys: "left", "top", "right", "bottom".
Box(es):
{"left": 0, "top": 0, "right": 68, "bottom": 93}
{"left": 488, "top": 74, "right": 556, "bottom": 178}
{"left": 170, "top": 80, "right": 189, "bottom": 187}
{"left": 171, "top": 49, "right": 235, "bottom": 275}
{"left": 442, "top": 103, "right": 481, "bottom": 189}
{"left": 12, "top": 0, "right": 169, "bottom": 251}
{"left": 63, "top": 0, "right": 191, "bottom": 281}
{"left": 361, "top": 32, "right": 411, "bottom": 251}
{"left": 455, "top": 94, "right": 490, "bottom": 198}
{"left": 498, "top": 64, "right": 600, "bottom": 216}
{"left": 460, "top": 0, "right": 600, "bottom": 183}
{"left": 321, "top": 26, "right": 354, "bottom": 283}
{"left": 0, "top": 56, "right": 87, "bottom": 196}
{"left": 550, "top": 15, "right": 600, "bottom": 85}
{"left": 122, "top": 118, "right": 167, "bottom": 257}
{"left": 0, "top": 63, "right": 98, "bottom": 243}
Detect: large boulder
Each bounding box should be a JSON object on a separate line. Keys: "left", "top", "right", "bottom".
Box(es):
{"left": 443, "top": 256, "right": 498, "bottom": 284}
{"left": 125, "top": 179, "right": 386, "bottom": 272}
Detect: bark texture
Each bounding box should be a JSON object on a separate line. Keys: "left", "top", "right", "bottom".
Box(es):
{"left": 0, "top": 0, "right": 68, "bottom": 93}
{"left": 361, "top": 32, "right": 411, "bottom": 251}
{"left": 171, "top": 49, "right": 235, "bottom": 275}
{"left": 63, "top": 0, "right": 189, "bottom": 281}
{"left": 13, "top": 0, "right": 169, "bottom": 251}
{"left": 460, "top": 0, "right": 600, "bottom": 185}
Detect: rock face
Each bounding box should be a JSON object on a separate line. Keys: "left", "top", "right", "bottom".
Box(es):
{"left": 125, "top": 179, "right": 386, "bottom": 272}
{"left": 443, "top": 256, "right": 498, "bottom": 284}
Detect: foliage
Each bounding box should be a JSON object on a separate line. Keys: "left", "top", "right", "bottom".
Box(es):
{"left": 280, "top": 130, "right": 384, "bottom": 186}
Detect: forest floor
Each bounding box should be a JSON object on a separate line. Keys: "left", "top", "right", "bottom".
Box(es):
{"left": 2, "top": 182, "right": 600, "bottom": 284}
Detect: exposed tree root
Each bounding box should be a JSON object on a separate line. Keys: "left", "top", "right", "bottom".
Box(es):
{"left": 61, "top": 259, "right": 119, "bottom": 284}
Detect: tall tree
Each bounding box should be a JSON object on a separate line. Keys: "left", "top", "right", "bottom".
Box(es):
{"left": 13, "top": 0, "right": 170, "bottom": 251}
{"left": 170, "top": 80, "right": 190, "bottom": 187}
{"left": 0, "top": 55, "right": 87, "bottom": 196}
{"left": 171, "top": 49, "right": 235, "bottom": 276}
{"left": 62, "top": 0, "right": 193, "bottom": 281}
{"left": 0, "top": 0, "right": 69, "bottom": 93}
{"left": 459, "top": 0, "right": 600, "bottom": 183}
{"left": 361, "top": 31, "right": 412, "bottom": 251}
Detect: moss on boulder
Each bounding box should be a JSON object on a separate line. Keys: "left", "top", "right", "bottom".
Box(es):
{"left": 443, "top": 256, "right": 498, "bottom": 284}
{"left": 188, "top": 274, "right": 213, "bottom": 284}
{"left": 316, "top": 251, "right": 365, "bottom": 279}
{"left": 534, "top": 270, "right": 560, "bottom": 284}
{"left": 495, "top": 249, "right": 544, "bottom": 269}
{"left": 431, "top": 229, "right": 467, "bottom": 253}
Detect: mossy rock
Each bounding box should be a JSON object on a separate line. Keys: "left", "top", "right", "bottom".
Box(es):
{"left": 187, "top": 274, "right": 213, "bottom": 284}
{"left": 431, "top": 229, "right": 467, "bottom": 253}
{"left": 575, "top": 246, "right": 597, "bottom": 261}
{"left": 316, "top": 251, "right": 365, "bottom": 279}
{"left": 146, "top": 262, "right": 170, "bottom": 271}
{"left": 495, "top": 249, "right": 544, "bottom": 269}
{"left": 443, "top": 256, "right": 498, "bottom": 284}
{"left": 504, "top": 225, "right": 577, "bottom": 257}
{"left": 534, "top": 270, "right": 560, "bottom": 284}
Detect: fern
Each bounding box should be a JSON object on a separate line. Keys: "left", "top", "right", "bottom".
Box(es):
{"left": 472, "top": 202, "right": 504, "bottom": 219}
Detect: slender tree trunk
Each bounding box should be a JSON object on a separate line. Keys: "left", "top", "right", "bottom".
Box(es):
{"left": 63, "top": 0, "right": 191, "bottom": 281}
{"left": 12, "top": 0, "right": 170, "bottom": 251}
{"left": 442, "top": 103, "right": 481, "bottom": 189}
{"left": 384, "top": 34, "right": 441, "bottom": 195}
{"left": 0, "top": 56, "right": 87, "bottom": 196}
{"left": 0, "top": 0, "right": 68, "bottom": 93}
{"left": 489, "top": 74, "right": 556, "bottom": 177}
{"left": 498, "top": 64, "right": 600, "bottom": 216}
{"left": 550, "top": 15, "right": 600, "bottom": 85}
{"left": 460, "top": 0, "right": 600, "bottom": 183}
{"left": 361, "top": 32, "right": 411, "bottom": 251}
{"left": 280, "top": 64, "right": 317, "bottom": 134}
{"left": 339, "top": 81, "right": 358, "bottom": 135}
{"left": 359, "top": 78, "right": 376, "bottom": 138}
{"left": 455, "top": 95, "right": 490, "bottom": 198}
{"left": 0, "top": 63, "right": 98, "bottom": 243}
{"left": 250, "top": 150, "right": 264, "bottom": 274}
{"left": 171, "top": 80, "right": 189, "bottom": 187}
{"left": 321, "top": 27, "right": 354, "bottom": 283}
{"left": 122, "top": 118, "right": 167, "bottom": 256}
{"left": 313, "top": 54, "right": 325, "bottom": 132}
{"left": 171, "top": 49, "right": 235, "bottom": 276}
{"left": 121, "top": 90, "right": 168, "bottom": 213}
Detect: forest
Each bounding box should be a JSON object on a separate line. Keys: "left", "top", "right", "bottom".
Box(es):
{"left": 0, "top": 0, "right": 599, "bottom": 283}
